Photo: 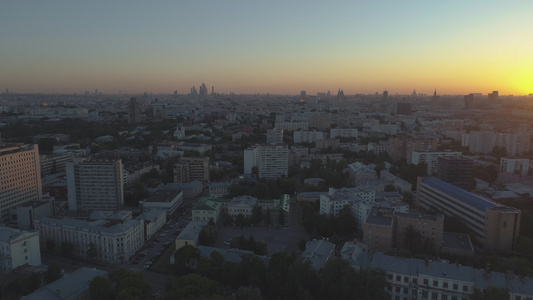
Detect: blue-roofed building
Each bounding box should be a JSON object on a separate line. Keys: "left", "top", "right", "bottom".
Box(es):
{"left": 416, "top": 177, "right": 520, "bottom": 251}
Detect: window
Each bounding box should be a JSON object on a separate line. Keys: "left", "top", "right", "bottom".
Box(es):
{"left": 462, "top": 285, "right": 468, "bottom": 292}
{"left": 397, "top": 275, "right": 401, "bottom": 281}
{"left": 432, "top": 294, "right": 438, "bottom": 300}
{"left": 423, "top": 279, "right": 428, "bottom": 285}
{"left": 388, "top": 274, "right": 393, "bottom": 280}
{"left": 443, "top": 282, "right": 448, "bottom": 289}
{"left": 404, "top": 277, "right": 409, "bottom": 283}
{"left": 433, "top": 280, "right": 439, "bottom": 287}
{"left": 453, "top": 283, "right": 458, "bottom": 290}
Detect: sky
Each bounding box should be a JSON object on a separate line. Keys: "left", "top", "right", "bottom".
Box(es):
{"left": 1, "top": 1, "right": 532, "bottom": 96}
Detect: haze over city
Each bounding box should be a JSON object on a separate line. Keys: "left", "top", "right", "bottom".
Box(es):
{"left": 1, "top": 1, "right": 532, "bottom": 95}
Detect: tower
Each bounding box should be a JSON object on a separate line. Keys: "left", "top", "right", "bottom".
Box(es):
{"left": 383, "top": 90, "right": 389, "bottom": 101}
{"left": 128, "top": 98, "right": 141, "bottom": 124}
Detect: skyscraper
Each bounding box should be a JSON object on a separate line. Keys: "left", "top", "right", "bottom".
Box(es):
{"left": 0, "top": 144, "right": 42, "bottom": 224}
{"left": 382, "top": 90, "right": 389, "bottom": 101}
{"left": 66, "top": 158, "right": 124, "bottom": 211}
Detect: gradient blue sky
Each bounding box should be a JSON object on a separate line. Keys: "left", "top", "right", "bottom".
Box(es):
{"left": 1, "top": 1, "right": 532, "bottom": 95}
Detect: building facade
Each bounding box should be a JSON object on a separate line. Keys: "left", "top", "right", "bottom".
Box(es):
{"left": 411, "top": 151, "right": 462, "bottom": 176}
{"left": 0, "top": 144, "right": 42, "bottom": 224}
{"left": 36, "top": 216, "right": 144, "bottom": 264}
{"left": 416, "top": 177, "right": 520, "bottom": 251}
{"left": 259, "top": 144, "right": 288, "bottom": 179}
{"left": 66, "top": 158, "right": 124, "bottom": 211}
{"left": 436, "top": 156, "right": 473, "bottom": 190}
{"left": 0, "top": 226, "right": 41, "bottom": 275}
{"left": 500, "top": 158, "right": 530, "bottom": 176}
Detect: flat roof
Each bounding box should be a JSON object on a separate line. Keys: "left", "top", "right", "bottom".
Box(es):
{"left": 422, "top": 177, "right": 500, "bottom": 211}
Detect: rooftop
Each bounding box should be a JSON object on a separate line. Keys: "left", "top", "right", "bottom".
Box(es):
{"left": 422, "top": 177, "right": 501, "bottom": 211}
{"left": 146, "top": 189, "right": 182, "bottom": 203}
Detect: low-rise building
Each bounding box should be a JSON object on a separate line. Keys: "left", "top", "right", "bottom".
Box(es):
{"left": 192, "top": 198, "right": 223, "bottom": 224}
{"left": 301, "top": 239, "right": 336, "bottom": 270}
{"left": 139, "top": 189, "right": 183, "bottom": 217}
{"left": 0, "top": 226, "right": 41, "bottom": 275}
{"left": 209, "top": 181, "right": 232, "bottom": 198}
{"left": 35, "top": 216, "right": 144, "bottom": 264}
{"left": 136, "top": 209, "right": 166, "bottom": 241}
{"left": 341, "top": 240, "right": 533, "bottom": 300}
{"left": 21, "top": 267, "right": 108, "bottom": 300}
{"left": 175, "top": 221, "right": 206, "bottom": 249}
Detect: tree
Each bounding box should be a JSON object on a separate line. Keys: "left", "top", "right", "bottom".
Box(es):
{"left": 471, "top": 286, "right": 509, "bottom": 300}
{"left": 44, "top": 264, "right": 62, "bottom": 284}
{"left": 278, "top": 210, "right": 285, "bottom": 226}
{"left": 90, "top": 276, "right": 114, "bottom": 300}
{"left": 338, "top": 205, "right": 357, "bottom": 235}
{"left": 164, "top": 274, "right": 225, "bottom": 300}
{"left": 199, "top": 225, "right": 219, "bottom": 247}
{"left": 236, "top": 213, "right": 248, "bottom": 228}
{"left": 250, "top": 205, "right": 263, "bottom": 225}
{"left": 174, "top": 245, "right": 201, "bottom": 276}
{"left": 236, "top": 286, "right": 262, "bottom": 300}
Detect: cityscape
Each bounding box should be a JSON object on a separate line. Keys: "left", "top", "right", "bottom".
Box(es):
{"left": 1, "top": 1, "right": 533, "bottom": 300}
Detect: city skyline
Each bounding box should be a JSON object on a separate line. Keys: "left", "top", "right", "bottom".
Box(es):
{"left": 1, "top": 1, "right": 532, "bottom": 95}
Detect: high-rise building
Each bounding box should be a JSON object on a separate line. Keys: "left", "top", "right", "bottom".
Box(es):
{"left": 436, "top": 155, "right": 473, "bottom": 190}
{"left": 128, "top": 98, "right": 141, "bottom": 124}
{"left": 259, "top": 144, "right": 288, "bottom": 179}
{"left": 0, "top": 144, "right": 42, "bottom": 224}
{"left": 488, "top": 90, "right": 499, "bottom": 101}
{"left": 382, "top": 90, "right": 389, "bottom": 101}
{"left": 243, "top": 145, "right": 260, "bottom": 175}
{"left": 66, "top": 158, "right": 124, "bottom": 211}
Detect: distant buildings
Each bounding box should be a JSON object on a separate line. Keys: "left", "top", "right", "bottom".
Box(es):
{"left": 416, "top": 177, "right": 520, "bottom": 251}
{"left": 266, "top": 129, "right": 284, "bottom": 145}
{"left": 66, "top": 158, "right": 124, "bottom": 211}
{"left": 0, "top": 226, "right": 41, "bottom": 275}
{"left": 0, "top": 144, "right": 42, "bottom": 224}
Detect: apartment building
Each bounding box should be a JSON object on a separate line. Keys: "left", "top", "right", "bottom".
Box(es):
{"left": 293, "top": 131, "right": 326, "bottom": 144}
{"left": 66, "top": 158, "right": 124, "bottom": 211}
{"left": 259, "top": 144, "right": 288, "bottom": 179}
{"left": 139, "top": 189, "right": 183, "bottom": 216}
{"left": 411, "top": 151, "right": 462, "bottom": 175}
{"left": 175, "top": 157, "right": 210, "bottom": 183}
{"left": 266, "top": 129, "right": 283, "bottom": 145}
{"left": 0, "top": 144, "right": 42, "bottom": 224}
{"left": 500, "top": 158, "right": 530, "bottom": 176}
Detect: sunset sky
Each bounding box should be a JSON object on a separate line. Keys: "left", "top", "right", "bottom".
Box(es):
{"left": 1, "top": 1, "right": 532, "bottom": 95}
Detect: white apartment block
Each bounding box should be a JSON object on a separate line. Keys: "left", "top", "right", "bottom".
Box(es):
{"left": 0, "top": 144, "right": 42, "bottom": 224}
{"left": 293, "top": 131, "right": 326, "bottom": 144}
{"left": 500, "top": 158, "right": 530, "bottom": 176}
{"left": 66, "top": 158, "right": 124, "bottom": 212}
{"left": 367, "top": 142, "right": 390, "bottom": 155}
{"left": 0, "top": 226, "right": 41, "bottom": 275}
{"left": 329, "top": 128, "right": 358, "bottom": 139}
{"left": 259, "top": 144, "right": 288, "bottom": 179}
{"left": 411, "top": 151, "right": 462, "bottom": 175}
{"left": 243, "top": 145, "right": 260, "bottom": 175}
{"left": 320, "top": 187, "right": 375, "bottom": 217}
{"left": 274, "top": 122, "right": 309, "bottom": 131}
{"left": 464, "top": 131, "right": 530, "bottom": 156}
{"left": 35, "top": 216, "right": 144, "bottom": 264}
{"left": 266, "top": 129, "right": 284, "bottom": 145}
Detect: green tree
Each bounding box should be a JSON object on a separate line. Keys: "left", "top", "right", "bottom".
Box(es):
{"left": 250, "top": 205, "right": 263, "bottom": 225}
{"left": 338, "top": 205, "right": 357, "bottom": 235}
{"left": 90, "top": 276, "right": 114, "bottom": 300}
{"left": 199, "top": 225, "right": 219, "bottom": 247}
{"left": 164, "top": 274, "right": 225, "bottom": 300}
{"left": 471, "top": 286, "right": 509, "bottom": 300}
{"left": 174, "top": 245, "right": 201, "bottom": 277}
{"left": 236, "top": 286, "right": 262, "bottom": 300}
{"left": 236, "top": 213, "right": 248, "bottom": 228}
{"left": 44, "top": 264, "right": 62, "bottom": 284}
